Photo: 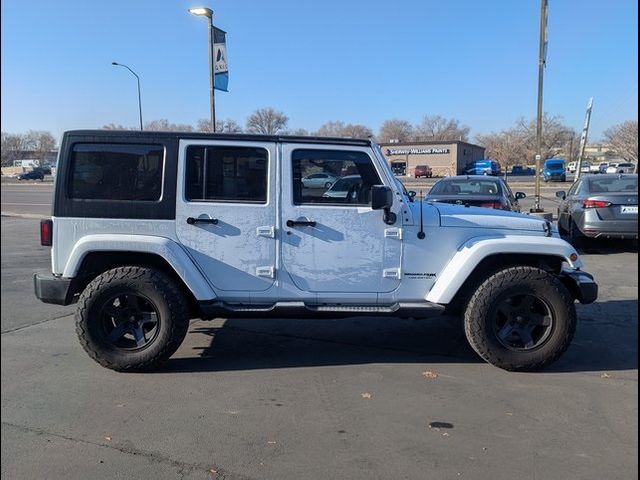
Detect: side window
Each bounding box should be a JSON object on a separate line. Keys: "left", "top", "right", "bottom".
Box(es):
{"left": 69, "top": 143, "right": 164, "bottom": 201}
{"left": 567, "top": 180, "right": 580, "bottom": 197}
{"left": 503, "top": 182, "right": 515, "bottom": 199}
{"left": 292, "top": 149, "right": 381, "bottom": 205}
{"left": 185, "top": 145, "right": 268, "bottom": 203}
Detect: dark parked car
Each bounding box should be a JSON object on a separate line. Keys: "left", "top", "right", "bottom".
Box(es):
{"left": 17, "top": 170, "right": 45, "bottom": 181}
{"left": 556, "top": 174, "right": 638, "bottom": 245}
{"left": 414, "top": 165, "right": 432, "bottom": 178}
{"left": 542, "top": 159, "right": 566, "bottom": 182}
{"left": 463, "top": 159, "right": 501, "bottom": 176}
{"left": 510, "top": 165, "right": 536, "bottom": 176}
{"left": 426, "top": 175, "right": 525, "bottom": 212}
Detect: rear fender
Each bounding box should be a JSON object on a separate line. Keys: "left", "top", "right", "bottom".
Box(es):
{"left": 62, "top": 234, "right": 216, "bottom": 301}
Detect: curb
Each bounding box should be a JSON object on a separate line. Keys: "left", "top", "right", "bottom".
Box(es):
{"left": 1, "top": 211, "right": 45, "bottom": 219}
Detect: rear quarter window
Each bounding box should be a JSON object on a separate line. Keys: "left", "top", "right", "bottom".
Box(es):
{"left": 69, "top": 143, "right": 164, "bottom": 201}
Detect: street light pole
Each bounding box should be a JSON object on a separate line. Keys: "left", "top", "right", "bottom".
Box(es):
{"left": 532, "top": 0, "right": 548, "bottom": 213}
{"left": 112, "top": 62, "right": 143, "bottom": 131}
{"left": 189, "top": 7, "right": 216, "bottom": 133}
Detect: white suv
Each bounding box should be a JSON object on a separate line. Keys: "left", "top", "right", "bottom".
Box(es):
{"left": 606, "top": 162, "right": 636, "bottom": 174}
{"left": 34, "top": 130, "right": 597, "bottom": 372}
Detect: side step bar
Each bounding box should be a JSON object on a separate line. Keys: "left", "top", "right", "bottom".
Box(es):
{"left": 198, "top": 301, "right": 444, "bottom": 319}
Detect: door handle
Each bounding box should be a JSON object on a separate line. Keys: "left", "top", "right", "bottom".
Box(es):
{"left": 187, "top": 217, "right": 219, "bottom": 225}
{"left": 286, "top": 219, "right": 317, "bottom": 228}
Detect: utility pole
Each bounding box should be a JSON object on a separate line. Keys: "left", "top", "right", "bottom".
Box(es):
{"left": 531, "top": 0, "right": 548, "bottom": 213}
{"left": 189, "top": 7, "right": 216, "bottom": 133}
{"left": 575, "top": 98, "right": 594, "bottom": 181}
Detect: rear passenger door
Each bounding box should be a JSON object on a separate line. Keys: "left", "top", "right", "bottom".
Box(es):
{"left": 175, "top": 140, "right": 277, "bottom": 294}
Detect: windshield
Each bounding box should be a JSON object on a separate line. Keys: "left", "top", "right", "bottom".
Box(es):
{"left": 589, "top": 177, "right": 638, "bottom": 193}
{"left": 545, "top": 162, "right": 564, "bottom": 170}
{"left": 394, "top": 177, "right": 413, "bottom": 199}
{"left": 429, "top": 179, "right": 502, "bottom": 195}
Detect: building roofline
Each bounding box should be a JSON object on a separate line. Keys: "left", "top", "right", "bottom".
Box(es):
{"left": 378, "top": 140, "right": 484, "bottom": 148}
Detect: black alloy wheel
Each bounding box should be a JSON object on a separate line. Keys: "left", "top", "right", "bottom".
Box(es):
{"left": 99, "top": 293, "right": 160, "bottom": 350}
{"left": 492, "top": 294, "right": 554, "bottom": 351}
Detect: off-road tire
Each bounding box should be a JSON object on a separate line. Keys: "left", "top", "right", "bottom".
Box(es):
{"left": 464, "top": 266, "right": 576, "bottom": 371}
{"left": 75, "top": 266, "right": 190, "bottom": 372}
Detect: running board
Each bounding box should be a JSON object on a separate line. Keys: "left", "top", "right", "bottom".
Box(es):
{"left": 198, "top": 301, "right": 444, "bottom": 319}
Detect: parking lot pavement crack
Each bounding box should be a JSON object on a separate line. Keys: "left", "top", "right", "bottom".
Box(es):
{"left": 1, "top": 421, "right": 256, "bottom": 480}
{"left": 1, "top": 312, "right": 74, "bottom": 335}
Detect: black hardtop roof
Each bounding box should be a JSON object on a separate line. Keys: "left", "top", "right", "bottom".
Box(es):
{"left": 64, "top": 130, "right": 373, "bottom": 147}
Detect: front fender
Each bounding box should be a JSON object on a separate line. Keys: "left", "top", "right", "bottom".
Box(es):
{"left": 425, "top": 235, "right": 582, "bottom": 304}
{"left": 63, "top": 234, "right": 217, "bottom": 301}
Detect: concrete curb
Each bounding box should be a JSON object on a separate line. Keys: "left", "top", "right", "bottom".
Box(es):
{"left": 1, "top": 211, "right": 45, "bottom": 219}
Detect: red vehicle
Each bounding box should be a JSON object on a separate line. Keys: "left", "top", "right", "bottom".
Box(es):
{"left": 414, "top": 165, "right": 432, "bottom": 178}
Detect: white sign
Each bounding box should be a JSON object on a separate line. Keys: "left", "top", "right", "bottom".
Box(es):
{"left": 214, "top": 44, "right": 228, "bottom": 73}
{"left": 387, "top": 147, "right": 450, "bottom": 156}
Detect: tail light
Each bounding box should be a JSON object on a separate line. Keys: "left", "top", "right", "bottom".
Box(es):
{"left": 40, "top": 219, "right": 53, "bottom": 246}
{"left": 480, "top": 202, "right": 507, "bottom": 210}
{"left": 582, "top": 199, "right": 611, "bottom": 209}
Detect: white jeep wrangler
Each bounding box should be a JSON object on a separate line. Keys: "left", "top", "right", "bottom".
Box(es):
{"left": 34, "top": 130, "right": 597, "bottom": 372}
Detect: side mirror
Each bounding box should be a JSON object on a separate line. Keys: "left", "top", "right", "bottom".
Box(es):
{"left": 407, "top": 190, "right": 417, "bottom": 199}
{"left": 371, "top": 185, "right": 396, "bottom": 225}
{"left": 515, "top": 191, "right": 526, "bottom": 200}
{"left": 555, "top": 191, "right": 566, "bottom": 200}
{"left": 371, "top": 185, "right": 393, "bottom": 210}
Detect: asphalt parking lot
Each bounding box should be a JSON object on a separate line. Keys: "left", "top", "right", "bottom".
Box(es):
{"left": 1, "top": 214, "right": 637, "bottom": 480}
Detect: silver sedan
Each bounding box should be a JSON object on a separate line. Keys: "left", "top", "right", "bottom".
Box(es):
{"left": 556, "top": 174, "right": 638, "bottom": 245}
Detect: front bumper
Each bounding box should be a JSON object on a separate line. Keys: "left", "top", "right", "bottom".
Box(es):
{"left": 33, "top": 273, "right": 74, "bottom": 305}
{"left": 544, "top": 174, "right": 565, "bottom": 181}
{"left": 560, "top": 269, "right": 598, "bottom": 304}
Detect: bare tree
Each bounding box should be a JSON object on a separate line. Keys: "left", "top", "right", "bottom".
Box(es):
{"left": 245, "top": 108, "right": 289, "bottom": 134}
{"left": 378, "top": 119, "right": 413, "bottom": 143}
{"left": 476, "top": 114, "right": 577, "bottom": 169}
{"left": 1, "top": 132, "right": 29, "bottom": 166}
{"left": 413, "top": 115, "right": 470, "bottom": 142}
{"left": 604, "top": 120, "right": 638, "bottom": 170}
{"left": 24, "top": 131, "right": 57, "bottom": 165}
{"left": 197, "top": 118, "right": 243, "bottom": 133}
{"left": 514, "top": 115, "right": 576, "bottom": 161}
{"left": 144, "top": 119, "right": 194, "bottom": 132}
{"left": 102, "top": 123, "right": 135, "bottom": 130}
{"left": 286, "top": 128, "right": 310, "bottom": 136}
{"left": 475, "top": 129, "right": 529, "bottom": 169}
{"left": 315, "top": 121, "right": 373, "bottom": 138}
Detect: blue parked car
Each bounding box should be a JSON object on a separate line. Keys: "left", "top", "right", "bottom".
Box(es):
{"left": 463, "top": 159, "right": 501, "bottom": 176}
{"left": 542, "top": 159, "right": 567, "bottom": 182}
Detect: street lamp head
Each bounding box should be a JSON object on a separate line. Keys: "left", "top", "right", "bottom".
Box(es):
{"left": 188, "top": 7, "right": 213, "bottom": 18}
{"left": 111, "top": 62, "right": 119, "bottom": 66}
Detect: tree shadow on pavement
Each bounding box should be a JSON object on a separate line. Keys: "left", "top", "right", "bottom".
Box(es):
{"left": 157, "top": 299, "right": 637, "bottom": 374}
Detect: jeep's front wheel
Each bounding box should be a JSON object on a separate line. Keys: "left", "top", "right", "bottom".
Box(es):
{"left": 464, "top": 266, "right": 576, "bottom": 371}
{"left": 75, "top": 266, "right": 190, "bottom": 372}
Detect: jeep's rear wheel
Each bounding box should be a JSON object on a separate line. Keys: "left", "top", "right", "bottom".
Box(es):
{"left": 75, "top": 266, "right": 189, "bottom": 372}
{"left": 464, "top": 266, "right": 576, "bottom": 371}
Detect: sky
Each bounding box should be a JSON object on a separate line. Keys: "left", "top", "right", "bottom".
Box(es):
{"left": 1, "top": 0, "right": 638, "bottom": 142}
